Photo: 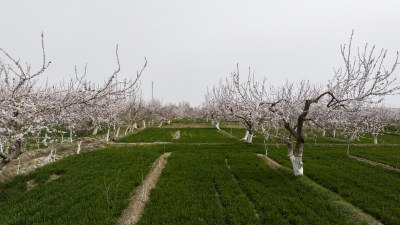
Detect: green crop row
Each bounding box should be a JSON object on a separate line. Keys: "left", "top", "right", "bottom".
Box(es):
{"left": 349, "top": 145, "right": 400, "bottom": 168}
{"left": 0, "top": 146, "right": 164, "bottom": 225}
{"left": 117, "top": 128, "right": 237, "bottom": 143}
{"left": 138, "top": 148, "right": 259, "bottom": 225}
{"left": 267, "top": 145, "right": 400, "bottom": 225}
{"left": 139, "top": 146, "right": 367, "bottom": 224}
{"left": 226, "top": 152, "right": 364, "bottom": 225}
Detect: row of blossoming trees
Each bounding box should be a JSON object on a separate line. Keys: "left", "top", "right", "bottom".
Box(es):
{"left": 0, "top": 34, "right": 194, "bottom": 169}
{"left": 0, "top": 34, "right": 149, "bottom": 169}
{"left": 203, "top": 33, "right": 400, "bottom": 176}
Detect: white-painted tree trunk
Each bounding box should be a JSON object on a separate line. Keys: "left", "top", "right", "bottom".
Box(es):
{"left": 0, "top": 140, "right": 3, "bottom": 153}
{"left": 116, "top": 126, "right": 120, "bottom": 138}
{"left": 158, "top": 122, "right": 163, "bottom": 127}
{"left": 211, "top": 120, "right": 215, "bottom": 125}
{"left": 69, "top": 129, "right": 73, "bottom": 143}
{"left": 17, "top": 158, "right": 20, "bottom": 174}
{"left": 53, "top": 148, "right": 57, "bottom": 161}
{"left": 106, "top": 127, "right": 110, "bottom": 142}
{"left": 242, "top": 131, "right": 249, "bottom": 140}
{"left": 45, "top": 149, "right": 54, "bottom": 162}
{"left": 77, "top": 140, "right": 82, "bottom": 154}
{"left": 215, "top": 121, "right": 220, "bottom": 130}
{"left": 61, "top": 133, "right": 64, "bottom": 145}
{"left": 322, "top": 130, "right": 326, "bottom": 136}
{"left": 333, "top": 129, "right": 336, "bottom": 138}
{"left": 247, "top": 133, "right": 253, "bottom": 143}
{"left": 373, "top": 133, "right": 378, "bottom": 144}
{"left": 124, "top": 126, "right": 130, "bottom": 135}
{"left": 287, "top": 143, "right": 303, "bottom": 176}
{"left": 264, "top": 139, "right": 268, "bottom": 155}
{"left": 92, "top": 126, "right": 99, "bottom": 135}
{"left": 133, "top": 123, "right": 137, "bottom": 129}
{"left": 288, "top": 155, "right": 303, "bottom": 176}
{"left": 43, "top": 132, "right": 48, "bottom": 146}
{"left": 167, "top": 120, "right": 171, "bottom": 125}
{"left": 143, "top": 120, "right": 146, "bottom": 128}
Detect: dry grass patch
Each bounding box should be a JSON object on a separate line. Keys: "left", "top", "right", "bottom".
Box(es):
{"left": 48, "top": 173, "right": 61, "bottom": 182}
{"left": 26, "top": 180, "right": 37, "bottom": 191}
{"left": 172, "top": 130, "right": 180, "bottom": 140}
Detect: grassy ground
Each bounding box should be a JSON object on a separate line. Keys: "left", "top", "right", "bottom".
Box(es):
{"left": 226, "top": 152, "right": 366, "bottom": 225}
{"left": 171, "top": 117, "right": 208, "bottom": 123}
{"left": 349, "top": 145, "right": 400, "bottom": 168}
{"left": 220, "top": 127, "right": 349, "bottom": 145}
{"left": 0, "top": 146, "right": 164, "bottom": 225}
{"left": 138, "top": 148, "right": 260, "bottom": 225}
{"left": 117, "top": 128, "right": 237, "bottom": 143}
{"left": 267, "top": 145, "right": 400, "bottom": 225}
{"left": 353, "top": 133, "right": 400, "bottom": 145}
{"left": 139, "top": 147, "right": 362, "bottom": 225}
{"left": 220, "top": 127, "right": 267, "bottom": 143}
{"left": 2, "top": 123, "right": 400, "bottom": 225}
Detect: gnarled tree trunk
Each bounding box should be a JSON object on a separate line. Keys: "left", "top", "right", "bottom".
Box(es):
{"left": 282, "top": 137, "right": 303, "bottom": 176}
{"left": 0, "top": 138, "right": 26, "bottom": 169}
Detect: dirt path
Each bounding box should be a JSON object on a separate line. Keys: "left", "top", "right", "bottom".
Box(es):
{"left": 348, "top": 154, "right": 400, "bottom": 172}
{"left": 0, "top": 140, "right": 107, "bottom": 182}
{"left": 256, "top": 154, "right": 281, "bottom": 170}
{"left": 118, "top": 152, "right": 171, "bottom": 225}
{"left": 256, "top": 153, "right": 383, "bottom": 225}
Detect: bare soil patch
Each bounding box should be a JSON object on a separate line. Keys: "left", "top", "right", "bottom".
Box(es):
{"left": 48, "top": 173, "right": 61, "bottom": 182}
{"left": 172, "top": 130, "right": 181, "bottom": 140}
{"left": 118, "top": 152, "right": 171, "bottom": 225}
{"left": 26, "top": 180, "right": 37, "bottom": 191}
{"left": 0, "top": 140, "right": 107, "bottom": 182}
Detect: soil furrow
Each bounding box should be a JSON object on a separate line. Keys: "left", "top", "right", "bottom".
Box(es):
{"left": 118, "top": 152, "right": 171, "bottom": 225}
{"left": 225, "top": 158, "right": 259, "bottom": 219}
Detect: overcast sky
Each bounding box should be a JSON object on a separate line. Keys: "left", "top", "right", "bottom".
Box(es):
{"left": 1, "top": 0, "right": 399, "bottom": 106}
